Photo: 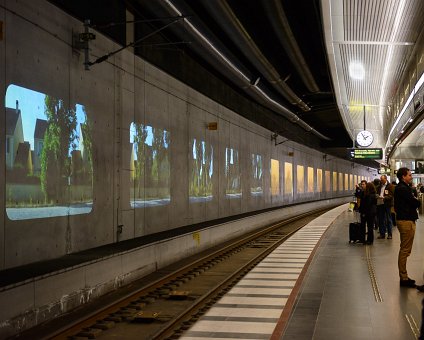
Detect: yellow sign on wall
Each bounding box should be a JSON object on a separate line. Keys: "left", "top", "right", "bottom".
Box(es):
{"left": 193, "top": 232, "right": 200, "bottom": 246}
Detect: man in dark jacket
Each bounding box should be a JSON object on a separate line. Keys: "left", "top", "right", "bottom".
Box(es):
{"left": 376, "top": 175, "right": 395, "bottom": 239}
{"left": 359, "top": 182, "right": 377, "bottom": 244}
{"left": 394, "top": 167, "right": 420, "bottom": 287}
{"left": 354, "top": 180, "right": 367, "bottom": 209}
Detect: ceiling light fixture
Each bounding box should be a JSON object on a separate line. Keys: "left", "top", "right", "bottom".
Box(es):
{"left": 348, "top": 61, "right": 365, "bottom": 80}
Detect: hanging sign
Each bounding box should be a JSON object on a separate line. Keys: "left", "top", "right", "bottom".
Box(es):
{"left": 348, "top": 148, "right": 383, "bottom": 159}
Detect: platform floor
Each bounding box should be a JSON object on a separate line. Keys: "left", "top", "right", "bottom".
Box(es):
{"left": 180, "top": 204, "right": 424, "bottom": 340}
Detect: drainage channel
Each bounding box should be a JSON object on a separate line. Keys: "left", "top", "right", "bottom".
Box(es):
{"left": 366, "top": 245, "right": 383, "bottom": 303}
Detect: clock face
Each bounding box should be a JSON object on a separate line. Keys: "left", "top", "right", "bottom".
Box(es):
{"left": 356, "top": 130, "right": 373, "bottom": 147}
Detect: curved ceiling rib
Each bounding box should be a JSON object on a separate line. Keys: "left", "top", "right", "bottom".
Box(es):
{"left": 201, "top": 0, "right": 311, "bottom": 112}
{"left": 262, "top": 0, "right": 320, "bottom": 94}
{"left": 158, "top": 0, "right": 330, "bottom": 140}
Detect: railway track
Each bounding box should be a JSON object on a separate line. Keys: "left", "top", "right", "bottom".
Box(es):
{"left": 34, "top": 207, "right": 332, "bottom": 339}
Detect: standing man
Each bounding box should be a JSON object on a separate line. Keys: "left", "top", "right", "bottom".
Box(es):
{"left": 355, "top": 180, "right": 367, "bottom": 209}
{"left": 394, "top": 167, "right": 420, "bottom": 287}
{"left": 373, "top": 178, "right": 381, "bottom": 229}
{"left": 420, "top": 297, "right": 424, "bottom": 340}
{"left": 376, "top": 175, "right": 394, "bottom": 239}
{"left": 355, "top": 180, "right": 367, "bottom": 243}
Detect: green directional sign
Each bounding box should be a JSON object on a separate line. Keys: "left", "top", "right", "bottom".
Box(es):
{"left": 348, "top": 148, "right": 383, "bottom": 159}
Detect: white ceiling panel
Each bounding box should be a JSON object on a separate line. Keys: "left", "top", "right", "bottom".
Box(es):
{"left": 322, "top": 0, "right": 424, "bottom": 150}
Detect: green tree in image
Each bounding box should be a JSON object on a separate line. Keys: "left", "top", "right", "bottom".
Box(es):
{"left": 80, "top": 108, "right": 94, "bottom": 184}
{"left": 226, "top": 148, "right": 240, "bottom": 194}
{"left": 190, "top": 140, "right": 213, "bottom": 198}
{"left": 190, "top": 139, "right": 200, "bottom": 197}
{"left": 251, "top": 154, "right": 263, "bottom": 193}
{"left": 133, "top": 123, "right": 148, "bottom": 198}
{"left": 196, "top": 139, "right": 203, "bottom": 196}
{"left": 40, "top": 96, "right": 77, "bottom": 203}
{"left": 204, "top": 144, "right": 213, "bottom": 196}
{"left": 152, "top": 127, "right": 169, "bottom": 194}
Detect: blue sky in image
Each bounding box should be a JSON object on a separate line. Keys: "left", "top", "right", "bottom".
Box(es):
{"left": 5, "top": 84, "right": 85, "bottom": 151}
{"left": 129, "top": 123, "right": 154, "bottom": 161}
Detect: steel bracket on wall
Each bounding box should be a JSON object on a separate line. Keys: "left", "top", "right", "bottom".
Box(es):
{"left": 271, "top": 133, "right": 289, "bottom": 146}
{"left": 72, "top": 20, "right": 96, "bottom": 70}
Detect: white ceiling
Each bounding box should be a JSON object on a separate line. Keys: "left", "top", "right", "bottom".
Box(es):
{"left": 321, "top": 0, "right": 424, "bottom": 150}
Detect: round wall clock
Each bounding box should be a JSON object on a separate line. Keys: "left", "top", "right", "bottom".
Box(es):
{"left": 356, "top": 130, "right": 373, "bottom": 147}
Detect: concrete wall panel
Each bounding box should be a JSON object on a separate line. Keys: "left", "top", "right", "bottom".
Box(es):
{"left": 204, "top": 110, "right": 220, "bottom": 221}
{"left": 0, "top": 282, "right": 34, "bottom": 323}
{"left": 34, "top": 267, "right": 85, "bottom": 307}
{"left": 0, "top": 4, "right": 5, "bottom": 268}
{"left": 175, "top": 102, "right": 193, "bottom": 238}
{"left": 0, "top": 0, "right": 377, "bottom": 270}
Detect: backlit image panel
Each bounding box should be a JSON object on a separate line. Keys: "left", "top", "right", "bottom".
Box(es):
{"left": 284, "top": 162, "right": 293, "bottom": 196}
{"left": 333, "top": 172, "right": 337, "bottom": 192}
{"left": 338, "top": 173, "right": 343, "bottom": 191}
{"left": 270, "top": 159, "right": 280, "bottom": 196}
{"left": 297, "top": 165, "right": 304, "bottom": 193}
{"left": 189, "top": 138, "right": 214, "bottom": 202}
{"left": 130, "top": 122, "right": 170, "bottom": 208}
{"left": 349, "top": 174, "right": 353, "bottom": 190}
{"left": 344, "top": 173, "right": 349, "bottom": 191}
{"left": 317, "top": 168, "right": 323, "bottom": 192}
{"left": 225, "top": 147, "right": 241, "bottom": 198}
{"left": 5, "top": 85, "right": 93, "bottom": 220}
{"left": 307, "top": 167, "right": 314, "bottom": 192}
{"left": 251, "top": 154, "right": 263, "bottom": 195}
{"left": 325, "top": 170, "right": 331, "bottom": 192}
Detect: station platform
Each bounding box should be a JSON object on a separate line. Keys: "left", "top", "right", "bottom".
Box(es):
{"left": 180, "top": 204, "right": 424, "bottom": 340}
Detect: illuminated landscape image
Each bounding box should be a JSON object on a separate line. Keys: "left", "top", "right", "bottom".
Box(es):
{"left": 5, "top": 85, "right": 93, "bottom": 220}
{"left": 189, "top": 138, "right": 213, "bottom": 202}
{"left": 225, "top": 147, "right": 241, "bottom": 198}
{"left": 130, "top": 122, "right": 170, "bottom": 207}
{"left": 251, "top": 154, "right": 263, "bottom": 196}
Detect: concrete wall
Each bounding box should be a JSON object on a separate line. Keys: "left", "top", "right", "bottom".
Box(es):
{"left": 0, "top": 0, "right": 5, "bottom": 270}
{"left": 0, "top": 1, "right": 381, "bottom": 336}
{"left": 0, "top": 0, "right": 377, "bottom": 269}
{"left": 0, "top": 198, "right": 349, "bottom": 338}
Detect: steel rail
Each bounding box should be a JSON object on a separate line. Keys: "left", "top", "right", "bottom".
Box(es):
{"left": 48, "top": 206, "right": 334, "bottom": 339}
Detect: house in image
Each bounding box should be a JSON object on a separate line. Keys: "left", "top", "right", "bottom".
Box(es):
{"left": 33, "top": 118, "right": 48, "bottom": 175}
{"left": 6, "top": 100, "right": 24, "bottom": 170}
{"left": 14, "top": 141, "right": 33, "bottom": 176}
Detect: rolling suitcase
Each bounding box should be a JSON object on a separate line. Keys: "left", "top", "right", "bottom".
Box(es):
{"left": 349, "top": 222, "right": 361, "bottom": 243}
